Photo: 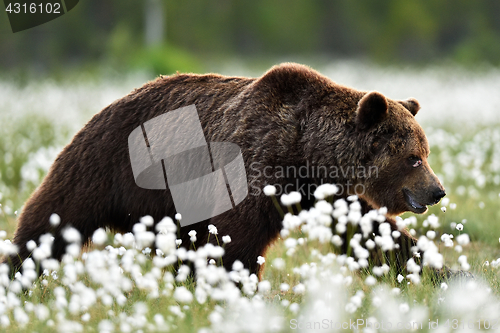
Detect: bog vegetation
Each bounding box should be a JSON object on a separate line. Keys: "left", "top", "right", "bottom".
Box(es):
{"left": 0, "top": 63, "right": 500, "bottom": 332}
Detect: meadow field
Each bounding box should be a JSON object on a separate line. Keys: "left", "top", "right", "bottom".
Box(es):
{"left": 0, "top": 63, "right": 500, "bottom": 332}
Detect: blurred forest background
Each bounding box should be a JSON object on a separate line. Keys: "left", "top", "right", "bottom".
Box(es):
{"left": 2, "top": 0, "right": 500, "bottom": 76}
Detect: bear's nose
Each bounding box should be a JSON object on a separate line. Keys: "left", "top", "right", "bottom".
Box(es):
{"left": 432, "top": 189, "right": 446, "bottom": 203}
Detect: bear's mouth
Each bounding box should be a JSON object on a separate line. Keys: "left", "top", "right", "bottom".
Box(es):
{"left": 403, "top": 188, "right": 428, "bottom": 214}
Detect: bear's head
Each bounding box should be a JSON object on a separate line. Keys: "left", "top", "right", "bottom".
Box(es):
{"left": 355, "top": 91, "right": 445, "bottom": 216}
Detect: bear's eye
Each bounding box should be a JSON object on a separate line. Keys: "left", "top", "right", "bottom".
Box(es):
{"left": 408, "top": 156, "right": 422, "bottom": 168}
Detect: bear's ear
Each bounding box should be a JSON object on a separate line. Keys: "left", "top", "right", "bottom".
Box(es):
{"left": 356, "top": 91, "right": 388, "bottom": 130}
{"left": 398, "top": 98, "right": 420, "bottom": 116}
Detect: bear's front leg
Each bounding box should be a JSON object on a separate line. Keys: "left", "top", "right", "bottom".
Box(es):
{"left": 184, "top": 195, "right": 283, "bottom": 280}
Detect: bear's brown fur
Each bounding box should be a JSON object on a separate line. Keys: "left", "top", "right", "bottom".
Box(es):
{"left": 5, "top": 63, "right": 446, "bottom": 277}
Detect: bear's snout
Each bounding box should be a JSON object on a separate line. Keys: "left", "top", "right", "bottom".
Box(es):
{"left": 431, "top": 188, "right": 446, "bottom": 205}
{"left": 402, "top": 177, "right": 445, "bottom": 214}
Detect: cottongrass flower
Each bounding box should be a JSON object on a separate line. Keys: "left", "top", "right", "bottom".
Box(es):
{"left": 263, "top": 184, "right": 276, "bottom": 196}
{"left": 173, "top": 286, "right": 193, "bottom": 303}
{"left": 282, "top": 213, "right": 301, "bottom": 230}
{"left": 140, "top": 215, "right": 154, "bottom": 226}
{"left": 188, "top": 230, "right": 197, "bottom": 243}
{"left": 399, "top": 303, "right": 410, "bottom": 314}
{"left": 258, "top": 280, "right": 271, "bottom": 294}
{"left": 372, "top": 264, "right": 390, "bottom": 277}
{"left": 256, "top": 256, "right": 265, "bottom": 265}
{"left": 208, "top": 224, "right": 218, "bottom": 235}
{"left": 62, "top": 227, "right": 81, "bottom": 244}
{"left": 275, "top": 283, "right": 288, "bottom": 293}
{"left": 402, "top": 276, "right": 417, "bottom": 287}
{"left": 26, "top": 239, "right": 37, "bottom": 251}
{"left": 133, "top": 224, "right": 155, "bottom": 249}
{"left": 365, "top": 239, "right": 375, "bottom": 250}
{"left": 231, "top": 260, "right": 244, "bottom": 271}
{"left": 222, "top": 235, "right": 231, "bottom": 244}
{"left": 331, "top": 235, "right": 343, "bottom": 247}
{"left": 315, "top": 200, "right": 333, "bottom": 215}
{"left": 426, "top": 214, "right": 440, "bottom": 229}
{"left": 272, "top": 258, "right": 285, "bottom": 270}
{"left": 280, "top": 191, "right": 301, "bottom": 206}
{"left": 441, "top": 233, "right": 454, "bottom": 247}
{"left": 456, "top": 233, "right": 470, "bottom": 246}
{"left": 91, "top": 228, "right": 107, "bottom": 246}
{"left": 288, "top": 191, "right": 302, "bottom": 205}
{"left": 292, "top": 283, "right": 306, "bottom": 294}
{"left": 333, "top": 198, "right": 349, "bottom": 218}
{"left": 406, "top": 258, "right": 421, "bottom": 274}
{"left": 418, "top": 236, "right": 443, "bottom": 269}
{"left": 365, "top": 275, "right": 376, "bottom": 286}
{"left": 491, "top": 258, "right": 500, "bottom": 268}
{"left": 458, "top": 255, "right": 470, "bottom": 270}
{"left": 155, "top": 217, "right": 177, "bottom": 234}
{"left": 32, "top": 239, "right": 52, "bottom": 261}
{"left": 374, "top": 223, "right": 395, "bottom": 251}
{"left": 98, "top": 319, "right": 114, "bottom": 333}
{"left": 426, "top": 230, "right": 436, "bottom": 240}
{"left": 49, "top": 213, "right": 61, "bottom": 226}
{"left": 313, "top": 183, "right": 338, "bottom": 200}
{"left": 280, "top": 193, "right": 292, "bottom": 206}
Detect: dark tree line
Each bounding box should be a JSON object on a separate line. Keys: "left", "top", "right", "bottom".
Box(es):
{"left": 1, "top": 0, "right": 500, "bottom": 73}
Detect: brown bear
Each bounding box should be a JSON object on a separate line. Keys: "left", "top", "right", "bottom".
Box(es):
{"left": 5, "top": 63, "right": 446, "bottom": 278}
